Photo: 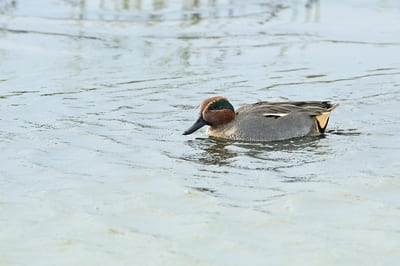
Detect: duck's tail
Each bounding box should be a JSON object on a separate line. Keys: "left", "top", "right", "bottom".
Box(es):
{"left": 314, "top": 103, "right": 338, "bottom": 133}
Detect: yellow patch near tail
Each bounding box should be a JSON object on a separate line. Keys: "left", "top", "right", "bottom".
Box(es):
{"left": 315, "top": 112, "right": 331, "bottom": 133}
{"left": 314, "top": 103, "right": 338, "bottom": 133}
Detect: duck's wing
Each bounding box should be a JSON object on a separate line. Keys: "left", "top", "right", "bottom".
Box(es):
{"left": 265, "top": 101, "right": 338, "bottom": 113}
{"left": 238, "top": 101, "right": 337, "bottom": 116}
{"left": 237, "top": 101, "right": 338, "bottom": 132}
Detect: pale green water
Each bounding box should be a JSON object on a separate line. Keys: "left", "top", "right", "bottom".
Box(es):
{"left": 1, "top": 0, "right": 400, "bottom": 265}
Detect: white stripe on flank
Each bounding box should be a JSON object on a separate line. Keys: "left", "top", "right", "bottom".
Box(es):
{"left": 263, "top": 113, "right": 288, "bottom": 117}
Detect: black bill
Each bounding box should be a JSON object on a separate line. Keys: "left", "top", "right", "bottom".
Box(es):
{"left": 183, "top": 116, "right": 208, "bottom": 135}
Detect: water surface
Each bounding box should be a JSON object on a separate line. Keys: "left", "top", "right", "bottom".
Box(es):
{"left": 1, "top": 0, "right": 400, "bottom": 265}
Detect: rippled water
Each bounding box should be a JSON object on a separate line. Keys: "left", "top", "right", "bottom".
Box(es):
{"left": 1, "top": 0, "right": 400, "bottom": 265}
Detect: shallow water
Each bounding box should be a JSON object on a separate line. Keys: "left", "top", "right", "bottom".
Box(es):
{"left": 1, "top": 0, "right": 400, "bottom": 265}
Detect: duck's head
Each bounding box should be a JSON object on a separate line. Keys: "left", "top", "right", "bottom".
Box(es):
{"left": 183, "top": 96, "right": 235, "bottom": 135}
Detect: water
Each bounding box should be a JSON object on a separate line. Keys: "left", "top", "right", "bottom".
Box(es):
{"left": 1, "top": 0, "right": 400, "bottom": 265}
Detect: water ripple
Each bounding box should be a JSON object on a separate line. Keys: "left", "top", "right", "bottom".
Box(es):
{"left": 262, "top": 71, "right": 400, "bottom": 89}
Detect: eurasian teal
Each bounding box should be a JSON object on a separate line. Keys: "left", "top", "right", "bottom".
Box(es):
{"left": 183, "top": 96, "right": 338, "bottom": 142}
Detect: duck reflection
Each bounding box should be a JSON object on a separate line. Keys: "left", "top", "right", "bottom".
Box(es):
{"left": 183, "top": 135, "right": 328, "bottom": 168}
{"left": 184, "top": 138, "right": 237, "bottom": 166}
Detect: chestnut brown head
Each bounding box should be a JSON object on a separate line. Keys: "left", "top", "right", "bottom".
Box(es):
{"left": 183, "top": 96, "right": 235, "bottom": 135}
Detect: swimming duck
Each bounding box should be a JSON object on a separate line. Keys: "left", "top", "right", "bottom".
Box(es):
{"left": 183, "top": 96, "right": 338, "bottom": 142}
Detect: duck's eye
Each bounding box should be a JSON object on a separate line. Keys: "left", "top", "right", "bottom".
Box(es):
{"left": 208, "top": 99, "right": 234, "bottom": 112}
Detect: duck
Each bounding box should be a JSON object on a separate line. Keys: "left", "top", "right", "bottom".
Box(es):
{"left": 183, "top": 96, "right": 338, "bottom": 142}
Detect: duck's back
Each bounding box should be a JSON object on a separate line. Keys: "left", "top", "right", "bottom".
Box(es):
{"left": 207, "top": 101, "right": 337, "bottom": 142}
